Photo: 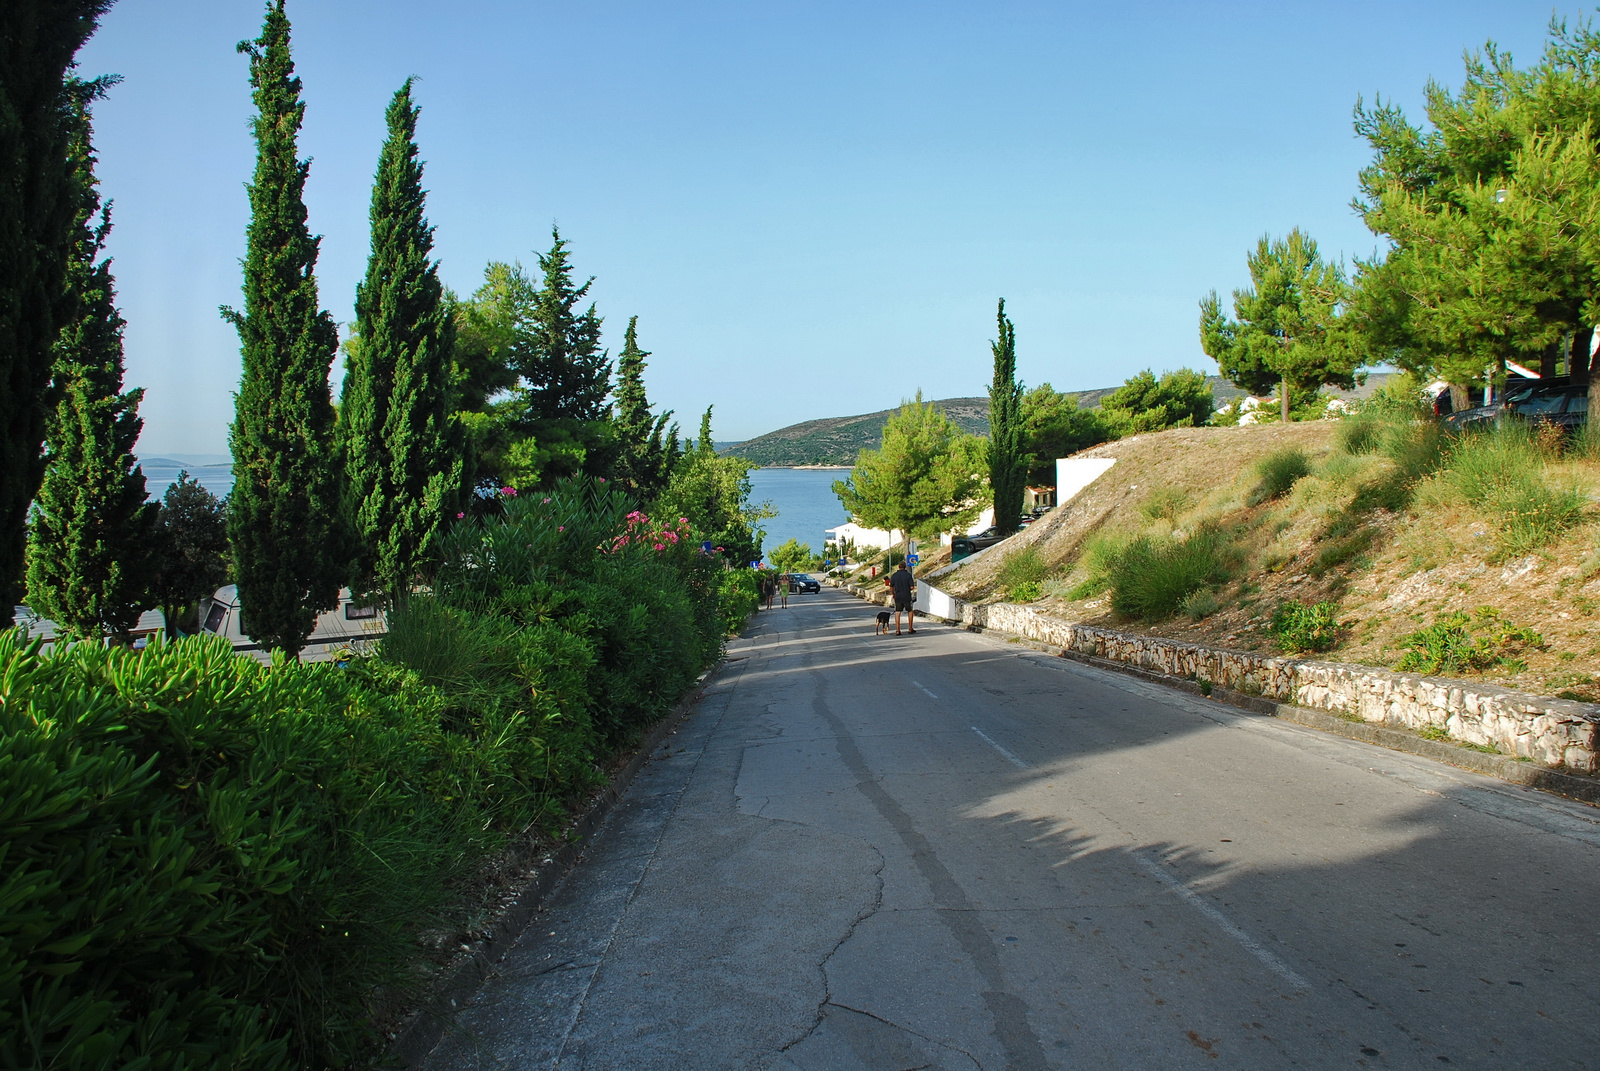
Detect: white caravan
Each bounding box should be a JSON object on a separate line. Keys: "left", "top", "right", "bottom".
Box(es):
{"left": 198, "top": 585, "right": 387, "bottom": 651}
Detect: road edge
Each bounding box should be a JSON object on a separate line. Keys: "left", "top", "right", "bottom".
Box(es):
{"left": 391, "top": 651, "right": 738, "bottom": 1067}
{"left": 826, "top": 583, "right": 1600, "bottom": 808}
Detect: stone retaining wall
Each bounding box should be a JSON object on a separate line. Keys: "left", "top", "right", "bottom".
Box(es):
{"left": 835, "top": 578, "right": 1600, "bottom": 773}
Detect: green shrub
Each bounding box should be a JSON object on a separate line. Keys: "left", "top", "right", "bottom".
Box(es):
{"left": 1108, "top": 526, "right": 1238, "bottom": 621}
{"left": 1269, "top": 600, "right": 1341, "bottom": 653}
{"left": 1396, "top": 607, "right": 1544, "bottom": 675}
{"left": 717, "top": 568, "right": 761, "bottom": 634}
{"left": 1140, "top": 486, "right": 1190, "bottom": 522}
{"left": 1247, "top": 449, "right": 1311, "bottom": 506}
{"left": 0, "top": 479, "right": 740, "bottom": 1070}
{"left": 997, "top": 546, "right": 1049, "bottom": 602}
{"left": 1181, "top": 588, "right": 1221, "bottom": 621}
{"left": 1064, "top": 532, "right": 1127, "bottom": 600}
{"left": 0, "top": 632, "right": 502, "bottom": 1071}
{"left": 1311, "top": 524, "right": 1378, "bottom": 576}
{"left": 1446, "top": 421, "right": 1588, "bottom": 558}
{"left": 1336, "top": 414, "right": 1383, "bottom": 455}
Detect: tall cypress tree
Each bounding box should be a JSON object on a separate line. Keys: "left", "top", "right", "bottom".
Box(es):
{"left": 612, "top": 315, "right": 678, "bottom": 499}
{"left": 222, "top": 0, "right": 342, "bottom": 656}
{"left": 988, "top": 299, "right": 1025, "bottom": 536}
{"left": 0, "top": 0, "right": 114, "bottom": 623}
{"left": 26, "top": 88, "right": 157, "bottom": 641}
{"left": 340, "top": 78, "right": 460, "bottom": 595}
{"left": 518, "top": 226, "right": 610, "bottom": 421}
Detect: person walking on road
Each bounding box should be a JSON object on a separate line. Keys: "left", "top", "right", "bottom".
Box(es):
{"left": 888, "top": 560, "right": 916, "bottom": 634}
{"left": 779, "top": 574, "right": 790, "bottom": 608}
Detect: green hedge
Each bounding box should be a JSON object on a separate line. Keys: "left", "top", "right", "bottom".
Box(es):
{"left": 2, "top": 480, "right": 748, "bottom": 1069}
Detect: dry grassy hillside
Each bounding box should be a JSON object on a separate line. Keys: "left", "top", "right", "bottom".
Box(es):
{"left": 925, "top": 420, "right": 1600, "bottom": 701}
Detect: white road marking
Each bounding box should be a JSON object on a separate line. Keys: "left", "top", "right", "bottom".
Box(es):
{"left": 971, "top": 727, "right": 1028, "bottom": 769}
{"left": 913, "top": 680, "right": 939, "bottom": 699}
{"left": 1133, "top": 853, "right": 1310, "bottom": 992}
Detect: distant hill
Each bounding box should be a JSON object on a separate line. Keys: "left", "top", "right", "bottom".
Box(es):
{"left": 721, "top": 378, "right": 1262, "bottom": 467}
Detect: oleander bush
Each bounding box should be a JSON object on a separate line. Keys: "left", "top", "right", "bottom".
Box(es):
{"left": 2, "top": 479, "right": 746, "bottom": 1070}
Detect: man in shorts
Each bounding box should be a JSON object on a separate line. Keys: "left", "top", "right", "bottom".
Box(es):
{"left": 888, "top": 560, "right": 916, "bottom": 635}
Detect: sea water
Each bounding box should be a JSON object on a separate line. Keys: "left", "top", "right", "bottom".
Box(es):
{"left": 745, "top": 467, "right": 850, "bottom": 562}
{"left": 129, "top": 458, "right": 851, "bottom": 561}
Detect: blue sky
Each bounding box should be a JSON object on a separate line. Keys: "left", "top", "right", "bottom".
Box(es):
{"left": 80, "top": 0, "right": 1567, "bottom": 451}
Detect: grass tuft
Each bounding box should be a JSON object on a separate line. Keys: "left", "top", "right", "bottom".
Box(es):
{"left": 1247, "top": 448, "right": 1312, "bottom": 506}
{"left": 1107, "top": 525, "right": 1239, "bottom": 621}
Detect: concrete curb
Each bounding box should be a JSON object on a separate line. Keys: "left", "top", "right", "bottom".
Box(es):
{"left": 828, "top": 580, "right": 1600, "bottom": 808}
{"left": 391, "top": 655, "right": 734, "bottom": 1067}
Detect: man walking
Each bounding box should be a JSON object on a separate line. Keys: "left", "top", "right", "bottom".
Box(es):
{"left": 888, "top": 560, "right": 916, "bottom": 635}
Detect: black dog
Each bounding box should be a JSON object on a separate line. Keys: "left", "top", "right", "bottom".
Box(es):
{"left": 874, "top": 610, "right": 892, "bottom": 635}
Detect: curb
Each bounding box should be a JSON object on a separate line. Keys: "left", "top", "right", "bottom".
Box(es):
{"left": 829, "top": 582, "right": 1600, "bottom": 809}
{"left": 392, "top": 657, "right": 731, "bottom": 1067}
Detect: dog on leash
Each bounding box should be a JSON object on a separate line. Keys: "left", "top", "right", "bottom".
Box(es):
{"left": 874, "top": 610, "right": 892, "bottom": 635}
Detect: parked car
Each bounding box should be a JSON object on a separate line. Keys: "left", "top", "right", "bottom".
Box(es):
{"left": 788, "top": 573, "right": 821, "bottom": 594}
{"left": 1441, "top": 381, "right": 1589, "bottom": 433}
{"left": 199, "top": 585, "right": 386, "bottom": 651}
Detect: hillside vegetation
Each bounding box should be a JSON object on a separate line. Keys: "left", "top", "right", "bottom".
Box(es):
{"left": 933, "top": 419, "right": 1600, "bottom": 701}
{"left": 722, "top": 378, "right": 1257, "bottom": 466}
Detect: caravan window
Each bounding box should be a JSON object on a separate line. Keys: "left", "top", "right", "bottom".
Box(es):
{"left": 345, "top": 603, "right": 379, "bottom": 620}
{"left": 202, "top": 603, "right": 226, "bottom": 634}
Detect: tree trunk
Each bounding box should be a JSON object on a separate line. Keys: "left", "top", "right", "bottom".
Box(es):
{"left": 1281, "top": 376, "right": 1290, "bottom": 423}
{"left": 1449, "top": 383, "right": 1470, "bottom": 414}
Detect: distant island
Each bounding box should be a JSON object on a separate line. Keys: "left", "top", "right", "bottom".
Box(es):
{"left": 718, "top": 379, "right": 1258, "bottom": 467}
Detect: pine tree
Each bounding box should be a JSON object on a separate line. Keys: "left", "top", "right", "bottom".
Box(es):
{"left": 26, "top": 91, "right": 157, "bottom": 642}
{"left": 0, "top": 1, "right": 114, "bottom": 623}
{"left": 222, "top": 0, "right": 342, "bottom": 656}
{"left": 612, "top": 315, "right": 678, "bottom": 499}
{"left": 151, "top": 472, "right": 228, "bottom": 638}
{"left": 1200, "top": 230, "right": 1354, "bottom": 420}
{"left": 518, "top": 226, "right": 610, "bottom": 421}
{"left": 340, "top": 79, "right": 460, "bottom": 595}
{"left": 987, "top": 299, "right": 1026, "bottom": 536}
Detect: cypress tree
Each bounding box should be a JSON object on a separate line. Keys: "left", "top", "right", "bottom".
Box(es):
{"left": 612, "top": 315, "right": 678, "bottom": 499}
{"left": 26, "top": 90, "right": 157, "bottom": 641}
{"left": 988, "top": 299, "right": 1026, "bottom": 536}
{"left": 221, "top": 0, "right": 342, "bottom": 656}
{"left": 0, "top": 0, "right": 114, "bottom": 623}
{"left": 519, "top": 226, "right": 610, "bottom": 422}
{"left": 340, "top": 78, "right": 460, "bottom": 595}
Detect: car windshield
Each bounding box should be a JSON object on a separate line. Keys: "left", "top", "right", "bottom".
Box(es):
{"left": 1516, "top": 393, "right": 1567, "bottom": 414}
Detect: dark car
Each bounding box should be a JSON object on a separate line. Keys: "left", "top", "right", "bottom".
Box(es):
{"left": 1441, "top": 381, "right": 1589, "bottom": 433}
{"left": 788, "top": 573, "right": 821, "bottom": 594}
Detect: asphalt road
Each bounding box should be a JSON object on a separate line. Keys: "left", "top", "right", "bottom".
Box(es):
{"left": 422, "top": 588, "right": 1600, "bottom": 1070}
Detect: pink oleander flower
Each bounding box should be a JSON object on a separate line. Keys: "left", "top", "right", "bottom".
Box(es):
{"left": 679, "top": 517, "right": 689, "bottom": 525}
{"left": 558, "top": 525, "right": 565, "bottom": 531}
{"left": 654, "top": 543, "right": 664, "bottom": 550}
{"left": 456, "top": 511, "right": 465, "bottom": 519}
{"left": 500, "top": 486, "right": 517, "bottom": 496}
{"left": 542, "top": 497, "right": 551, "bottom": 504}
{"left": 598, "top": 477, "right": 606, "bottom": 483}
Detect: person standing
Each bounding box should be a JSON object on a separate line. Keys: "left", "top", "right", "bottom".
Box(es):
{"left": 779, "top": 574, "right": 790, "bottom": 608}
{"left": 888, "top": 560, "right": 916, "bottom": 635}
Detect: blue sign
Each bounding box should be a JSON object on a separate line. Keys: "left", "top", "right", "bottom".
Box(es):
{"left": 907, "top": 553, "right": 919, "bottom": 564}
